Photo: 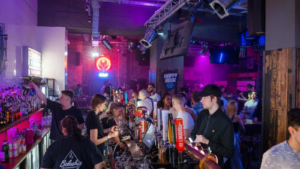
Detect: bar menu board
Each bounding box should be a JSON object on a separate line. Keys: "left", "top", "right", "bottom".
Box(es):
{"left": 28, "top": 48, "right": 42, "bottom": 77}
{"left": 22, "top": 47, "right": 42, "bottom": 77}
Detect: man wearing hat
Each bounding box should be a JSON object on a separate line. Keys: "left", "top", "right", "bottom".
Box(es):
{"left": 190, "top": 84, "right": 234, "bottom": 169}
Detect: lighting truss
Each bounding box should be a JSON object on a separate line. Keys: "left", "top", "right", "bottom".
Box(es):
{"left": 144, "top": 0, "right": 191, "bottom": 29}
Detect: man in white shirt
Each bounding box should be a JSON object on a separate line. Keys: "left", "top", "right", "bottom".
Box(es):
{"left": 124, "top": 83, "right": 134, "bottom": 101}
{"left": 261, "top": 108, "right": 300, "bottom": 169}
{"left": 172, "top": 94, "right": 195, "bottom": 139}
{"left": 243, "top": 91, "right": 258, "bottom": 119}
{"left": 147, "top": 83, "right": 161, "bottom": 101}
{"left": 137, "top": 89, "right": 156, "bottom": 115}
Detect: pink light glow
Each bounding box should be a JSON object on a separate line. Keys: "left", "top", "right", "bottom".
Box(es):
{"left": 0, "top": 110, "right": 43, "bottom": 146}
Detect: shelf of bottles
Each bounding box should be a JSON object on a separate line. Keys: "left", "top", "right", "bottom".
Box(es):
{"left": 0, "top": 84, "right": 52, "bottom": 169}
{"left": 0, "top": 85, "right": 40, "bottom": 130}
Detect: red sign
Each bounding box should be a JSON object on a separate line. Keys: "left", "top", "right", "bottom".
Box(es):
{"left": 96, "top": 57, "right": 111, "bottom": 71}
{"left": 175, "top": 118, "right": 184, "bottom": 152}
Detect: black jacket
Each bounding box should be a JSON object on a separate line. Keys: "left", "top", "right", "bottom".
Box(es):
{"left": 190, "top": 108, "right": 234, "bottom": 169}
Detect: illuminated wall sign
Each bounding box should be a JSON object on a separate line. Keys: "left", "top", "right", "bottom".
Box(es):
{"left": 99, "top": 72, "right": 108, "bottom": 77}
{"left": 96, "top": 57, "right": 111, "bottom": 71}
{"left": 28, "top": 48, "right": 42, "bottom": 76}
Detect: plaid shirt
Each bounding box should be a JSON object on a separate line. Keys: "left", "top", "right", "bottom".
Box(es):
{"left": 192, "top": 103, "right": 204, "bottom": 116}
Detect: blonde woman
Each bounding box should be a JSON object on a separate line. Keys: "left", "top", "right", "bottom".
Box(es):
{"left": 226, "top": 100, "right": 245, "bottom": 169}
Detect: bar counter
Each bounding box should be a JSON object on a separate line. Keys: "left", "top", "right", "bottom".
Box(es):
{"left": 0, "top": 128, "right": 50, "bottom": 169}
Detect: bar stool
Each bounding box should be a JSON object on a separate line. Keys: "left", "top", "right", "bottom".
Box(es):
{"left": 240, "top": 123, "right": 261, "bottom": 169}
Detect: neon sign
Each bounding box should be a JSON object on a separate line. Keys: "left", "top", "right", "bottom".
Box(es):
{"left": 99, "top": 72, "right": 108, "bottom": 77}
{"left": 96, "top": 57, "right": 111, "bottom": 71}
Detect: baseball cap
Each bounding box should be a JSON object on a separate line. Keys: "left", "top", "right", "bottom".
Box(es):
{"left": 199, "top": 84, "right": 222, "bottom": 97}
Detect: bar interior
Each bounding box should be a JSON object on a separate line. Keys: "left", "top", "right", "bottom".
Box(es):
{"left": 1, "top": 0, "right": 300, "bottom": 169}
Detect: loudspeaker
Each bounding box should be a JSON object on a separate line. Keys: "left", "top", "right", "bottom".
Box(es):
{"left": 68, "top": 51, "right": 82, "bottom": 66}
{"left": 74, "top": 52, "right": 82, "bottom": 66}
{"left": 248, "top": 0, "right": 265, "bottom": 35}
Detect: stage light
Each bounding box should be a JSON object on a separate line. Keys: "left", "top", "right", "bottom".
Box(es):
{"left": 139, "top": 29, "right": 158, "bottom": 49}
{"left": 199, "top": 43, "right": 209, "bottom": 55}
{"left": 102, "top": 38, "right": 113, "bottom": 51}
{"left": 209, "top": 0, "right": 239, "bottom": 19}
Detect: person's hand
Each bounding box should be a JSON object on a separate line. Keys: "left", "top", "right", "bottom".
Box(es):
{"left": 194, "top": 135, "right": 209, "bottom": 145}
{"left": 109, "top": 131, "right": 119, "bottom": 138}
{"left": 110, "top": 126, "right": 119, "bottom": 132}
{"left": 28, "top": 81, "right": 38, "bottom": 89}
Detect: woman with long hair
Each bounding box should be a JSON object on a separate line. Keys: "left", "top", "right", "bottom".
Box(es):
{"left": 85, "top": 94, "right": 119, "bottom": 153}
{"left": 41, "top": 116, "right": 104, "bottom": 169}
{"left": 226, "top": 100, "right": 245, "bottom": 169}
{"left": 157, "top": 94, "right": 172, "bottom": 110}
{"left": 101, "top": 102, "right": 126, "bottom": 149}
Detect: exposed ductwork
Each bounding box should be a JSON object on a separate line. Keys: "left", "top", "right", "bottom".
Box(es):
{"left": 91, "top": 0, "right": 101, "bottom": 46}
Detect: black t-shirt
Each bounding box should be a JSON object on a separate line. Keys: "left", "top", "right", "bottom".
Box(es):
{"left": 47, "top": 99, "right": 84, "bottom": 141}
{"left": 243, "top": 91, "right": 252, "bottom": 99}
{"left": 101, "top": 117, "right": 117, "bottom": 130}
{"left": 85, "top": 111, "right": 105, "bottom": 153}
{"left": 41, "top": 137, "right": 103, "bottom": 169}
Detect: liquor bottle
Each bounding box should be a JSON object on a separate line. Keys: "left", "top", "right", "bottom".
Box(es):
{"left": 167, "top": 113, "right": 173, "bottom": 164}
{"left": 0, "top": 140, "right": 9, "bottom": 163}
{"left": 171, "top": 121, "right": 178, "bottom": 168}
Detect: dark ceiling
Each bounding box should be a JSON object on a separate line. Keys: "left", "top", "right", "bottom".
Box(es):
{"left": 38, "top": 0, "right": 248, "bottom": 44}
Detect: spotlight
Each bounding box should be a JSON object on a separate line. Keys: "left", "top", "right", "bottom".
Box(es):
{"left": 158, "top": 29, "right": 164, "bottom": 36}
{"left": 88, "top": 17, "right": 91, "bottom": 23}
{"left": 139, "top": 29, "right": 158, "bottom": 49}
{"left": 209, "top": 0, "right": 239, "bottom": 19}
{"left": 102, "top": 38, "right": 113, "bottom": 51}
{"left": 200, "top": 43, "right": 209, "bottom": 55}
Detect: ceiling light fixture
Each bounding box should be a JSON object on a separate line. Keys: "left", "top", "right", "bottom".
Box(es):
{"left": 209, "top": 0, "right": 239, "bottom": 19}
{"left": 139, "top": 28, "right": 158, "bottom": 49}
{"left": 102, "top": 36, "right": 113, "bottom": 51}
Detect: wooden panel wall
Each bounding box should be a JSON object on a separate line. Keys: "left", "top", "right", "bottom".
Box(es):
{"left": 262, "top": 48, "right": 299, "bottom": 152}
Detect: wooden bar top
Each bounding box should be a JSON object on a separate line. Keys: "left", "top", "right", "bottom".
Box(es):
{"left": 0, "top": 127, "right": 50, "bottom": 169}
{"left": 0, "top": 109, "right": 44, "bottom": 133}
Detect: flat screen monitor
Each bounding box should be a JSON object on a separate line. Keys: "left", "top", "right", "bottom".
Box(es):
{"left": 142, "top": 123, "right": 156, "bottom": 149}
{"left": 210, "top": 46, "right": 240, "bottom": 64}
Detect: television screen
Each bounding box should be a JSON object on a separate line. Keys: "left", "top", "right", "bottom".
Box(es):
{"left": 210, "top": 46, "right": 240, "bottom": 64}
{"left": 160, "top": 17, "right": 195, "bottom": 60}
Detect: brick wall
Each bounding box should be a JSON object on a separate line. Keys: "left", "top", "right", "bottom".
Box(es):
{"left": 67, "top": 38, "right": 149, "bottom": 95}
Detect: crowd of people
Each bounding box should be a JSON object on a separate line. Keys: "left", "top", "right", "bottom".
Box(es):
{"left": 25, "top": 80, "right": 300, "bottom": 169}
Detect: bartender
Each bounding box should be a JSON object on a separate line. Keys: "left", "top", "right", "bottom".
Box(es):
{"left": 101, "top": 101, "right": 126, "bottom": 149}
{"left": 41, "top": 116, "right": 104, "bottom": 169}
{"left": 85, "top": 94, "right": 119, "bottom": 153}
{"left": 28, "top": 81, "right": 84, "bottom": 141}
{"left": 190, "top": 84, "right": 234, "bottom": 169}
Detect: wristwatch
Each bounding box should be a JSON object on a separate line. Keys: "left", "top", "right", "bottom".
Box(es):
{"left": 107, "top": 135, "right": 110, "bottom": 140}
